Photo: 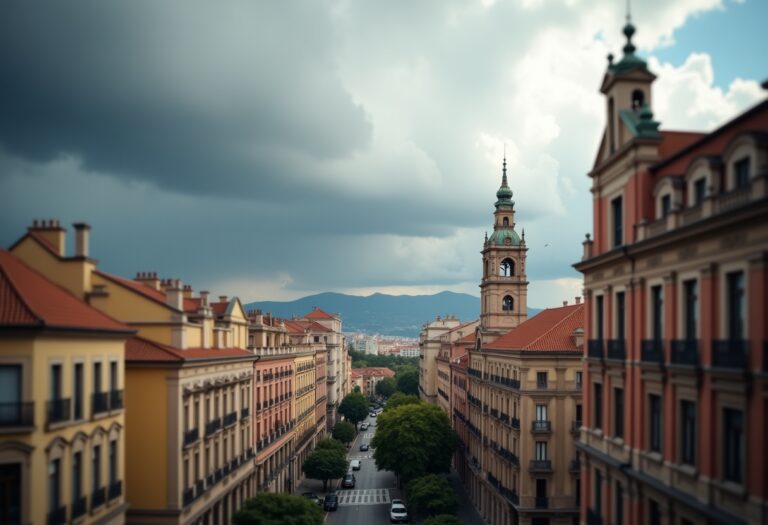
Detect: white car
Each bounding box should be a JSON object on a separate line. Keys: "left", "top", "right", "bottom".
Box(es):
{"left": 390, "top": 499, "right": 408, "bottom": 523}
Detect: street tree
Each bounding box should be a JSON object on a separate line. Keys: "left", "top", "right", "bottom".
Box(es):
{"left": 331, "top": 421, "right": 356, "bottom": 445}
{"left": 301, "top": 448, "right": 347, "bottom": 492}
{"left": 233, "top": 493, "right": 323, "bottom": 525}
{"left": 405, "top": 474, "right": 458, "bottom": 518}
{"left": 338, "top": 392, "right": 370, "bottom": 428}
{"left": 353, "top": 385, "right": 362, "bottom": 393}
{"left": 375, "top": 376, "right": 396, "bottom": 398}
{"left": 395, "top": 367, "right": 419, "bottom": 395}
{"left": 315, "top": 437, "right": 346, "bottom": 455}
{"left": 422, "top": 515, "right": 463, "bottom": 525}
{"left": 383, "top": 392, "right": 421, "bottom": 412}
{"left": 371, "top": 403, "right": 456, "bottom": 484}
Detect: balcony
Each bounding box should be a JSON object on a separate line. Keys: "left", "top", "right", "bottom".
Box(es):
{"left": 196, "top": 479, "right": 205, "bottom": 497}
{"left": 182, "top": 487, "right": 195, "bottom": 507}
{"left": 47, "top": 506, "right": 66, "bottom": 525}
{"left": 92, "top": 486, "right": 106, "bottom": 508}
{"left": 71, "top": 496, "right": 87, "bottom": 520}
{"left": 92, "top": 392, "right": 109, "bottom": 415}
{"left": 587, "top": 339, "right": 604, "bottom": 360}
{"left": 47, "top": 398, "right": 71, "bottom": 425}
{"left": 511, "top": 417, "right": 520, "bottom": 430}
{"left": 109, "top": 390, "right": 124, "bottom": 410}
{"left": 570, "top": 420, "right": 582, "bottom": 435}
{"left": 501, "top": 486, "right": 519, "bottom": 505}
{"left": 606, "top": 339, "right": 626, "bottom": 361}
{"left": 184, "top": 428, "right": 199, "bottom": 447}
{"left": 712, "top": 339, "right": 748, "bottom": 369}
{"left": 670, "top": 340, "right": 699, "bottom": 366}
{"left": 0, "top": 401, "right": 34, "bottom": 428}
{"left": 240, "top": 407, "right": 250, "bottom": 419}
{"left": 641, "top": 340, "right": 664, "bottom": 365}
{"left": 529, "top": 460, "right": 553, "bottom": 473}
{"left": 223, "top": 411, "right": 237, "bottom": 428}
{"left": 205, "top": 417, "right": 222, "bottom": 437}
{"left": 206, "top": 473, "right": 215, "bottom": 487}
{"left": 531, "top": 420, "right": 552, "bottom": 433}
{"left": 569, "top": 459, "right": 581, "bottom": 473}
{"left": 535, "top": 497, "right": 548, "bottom": 509}
{"left": 108, "top": 480, "right": 122, "bottom": 500}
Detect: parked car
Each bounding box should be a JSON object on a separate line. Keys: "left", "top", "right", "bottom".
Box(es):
{"left": 360, "top": 422, "right": 369, "bottom": 430}
{"left": 324, "top": 493, "right": 338, "bottom": 511}
{"left": 369, "top": 412, "right": 377, "bottom": 417}
{"left": 359, "top": 443, "right": 369, "bottom": 451}
{"left": 302, "top": 492, "right": 321, "bottom": 505}
{"left": 350, "top": 459, "right": 361, "bottom": 470}
{"left": 342, "top": 473, "right": 356, "bottom": 488}
{"left": 390, "top": 499, "right": 409, "bottom": 523}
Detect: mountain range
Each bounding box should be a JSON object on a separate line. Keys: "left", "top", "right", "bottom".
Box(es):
{"left": 244, "top": 291, "right": 540, "bottom": 338}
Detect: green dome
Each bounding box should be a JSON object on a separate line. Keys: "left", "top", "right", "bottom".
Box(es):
{"left": 488, "top": 228, "right": 521, "bottom": 246}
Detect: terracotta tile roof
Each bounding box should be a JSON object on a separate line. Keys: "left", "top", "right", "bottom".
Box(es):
{"left": 447, "top": 320, "right": 478, "bottom": 335}
{"left": 484, "top": 304, "right": 583, "bottom": 352}
{"left": 457, "top": 331, "right": 476, "bottom": 344}
{"left": 355, "top": 367, "right": 396, "bottom": 378}
{"left": 351, "top": 370, "right": 363, "bottom": 378}
{"left": 304, "top": 307, "right": 336, "bottom": 320}
{"left": 0, "top": 250, "right": 131, "bottom": 333}
{"left": 284, "top": 319, "right": 331, "bottom": 334}
{"left": 125, "top": 336, "right": 254, "bottom": 363}
{"left": 184, "top": 297, "right": 201, "bottom": 313}
{"left": 658, "top": 131, "right": 706, "bottom": 161}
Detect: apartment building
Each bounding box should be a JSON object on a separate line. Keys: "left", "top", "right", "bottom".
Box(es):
{"left": 574, "top": 18, "right": 768, "bottom": 525}
{"left": 348, "top": 367, "right": 396, "bottom": 397}
{"left": 436, "top": 321, "right": 479, "bottom": 415}
{"left": 0, "top": 247, "right": 132, "bottom": 525}
{"left": 451, "top": 352, "right": 471, "bottom": 488}
{"left": 9, "top": 222, "right": 256, "bottom": 525}
{"left": 419, "top": 315, "right": 462, "bottom": 404}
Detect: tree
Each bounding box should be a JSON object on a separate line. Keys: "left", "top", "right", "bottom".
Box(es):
{"left": 332, "top": 421, "right": 356, "bottom": 445}
{"left": 353, "top": 385, "right": 362, "bottom": 393}
{"left": 396, "top": 367, "right": 419, "bottom": 395}
{"left": 233, "top": 493, "right": 323, "bottom": 525}
{"left": 405, "top": 474, "right": 458, "bottom": 518}
{"left": 422, "top": 515, "right": 463, "bottom": 525}
{"left": 372, "top": 403, "right": 456, "bottom": 484}
{"left": 375, "top": 376, "right": 396, "bottom": 398}
{"left": 338, "top": 392, "right": 370, "bottom": 428}
{"left": 315, "top": 437, "right": 346, "bottom": 455}
{"left": 384, "top": 392, "right": 421, "bottom": 411}
{"left": 301, "top": 448, "right": 348, "bottom": 492}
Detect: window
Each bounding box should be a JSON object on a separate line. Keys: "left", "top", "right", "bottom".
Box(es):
{"left": 649, "top": 394, "right": 662, "bottom": 453}
{"left": 611, "top": 196, "right": 623, "bottom": 247}
{"left": 632, "top": 89, "right": 644, "bottom": 110}
{"left": 535, "top": 441, "right": 547, "bottom": 460}
{"left": 693, "top": 178, "right": 706, "bottom": 205}
{"left": 723, "top": 408, "right": 743, "bottom": 483}
{"left": 660, "top": 194, "right": 671, "bottom": 218}
{"left": 502, "top": 295, "right": 514, "bottom": 312}
{"left": 726, "top": 271, "right": 745, "bottom": 340}
{"left": 616, "top": 291, "right": 625, "bottom": 340}
{"left": 536, "top": 404, "right": 548, "bottom": 421}
{"left": 683, "top": 280, "right": 698, "bottom": 340}
{"left": 680, "top": 400, "right": 696, "bottom": 466}
{"left": 615, "top": 482, "right": 624, "bottom": 525}
{"left": 593, "top": 383, "right": 603, "bottom": 430}
{"left": 72, "top": 451, "right": 83, "bottom": 502}
{"left": 649, "top": 499, "right": 661, "bottom": 525}
{"left": 576, "top": 404, "right": 582, "bottom": 423}
{"left": 93, "top": 362, "right": 102, "bottom": 394}
{"left": 109, "top": 440, "right": 117, "bottom": 485}
{"left": 48, "top": 459, "right": 60, "bottom": 512}
{"left": 502, "top": 217, "right": 509, "bottom": 227}
{"left": 651, "top": 285, "right": 663, "bottom": 340}
{"left": 613, "top": 388, "right": 624, "bottom": 439}
{"left": 50, "top": 364, "right": 62, "bottom": 400}
{"left": 92, "top": 445, "right": 101, "bottom": 491}
{"left": 0, "top": 365, "right": 22, "bottom": 425}
{"left": 595, "top": 295, "right": 604, "bottom": 340}
{"left": 536, "top": 372, "right": 547, "bottom": 389}
{"left": 594, "top": 469, "right": 602, "bottom": 517}
{"left": 734, "top": 157, "right": 750, "bottom": 189}
{"left": 110, "top": 361, "right": 118, "bottom": 392}
{"left": 575, "top": 371, "right": 582, "bottom": 387}
{"left": 500, "top": 258, "right": 515, "bottom": 277}
{"left": 73, "top": 364, "right": 83, "bottom": 420}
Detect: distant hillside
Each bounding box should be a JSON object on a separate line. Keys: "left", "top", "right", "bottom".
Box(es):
{"left": 244, "top": 291, "right": 540, "bottom": 338}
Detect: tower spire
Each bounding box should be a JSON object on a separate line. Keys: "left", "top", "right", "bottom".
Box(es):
{"left": 502, "top": 145, "right": 508, "bottom": 188}
{"left": 495, "top": 155, "right": 514, "bottom": 209}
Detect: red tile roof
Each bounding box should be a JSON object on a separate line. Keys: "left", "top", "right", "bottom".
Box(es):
{"left": 0, "top": 250, "right": 132, "bottom": 333}
{"left": 485, "top": 304, "right": 583, "bottom": 352}
{"left": 284, "top": 319, "right": 332, "bottom": 334}
{"left": 658, "top": 131, "right": 706, "bottom": 161}
{"left": 304, "top": 307, "right": 336, "bottom": 320}
{"left": 125, "top": 336, "right": 254, "bottom": 363}
{"left": 355, "top": 367, "right": 396, "bottom": 378}
{"left": 184, "top": 297, "right": 201, "bottom": 313}
{"left": 210, "top": 301, "right": 228, "bottom": 315}
{"left": 457, "top": 331, "right": 476, "bottom": 344}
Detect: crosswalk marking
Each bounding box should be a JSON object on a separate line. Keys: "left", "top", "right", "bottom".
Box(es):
{"left": 336, "top": 488, "right": 392, "bottom": 506}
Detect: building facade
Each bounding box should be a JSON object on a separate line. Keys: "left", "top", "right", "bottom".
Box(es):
{"left": 436, "top": 322, "right": 479, "bottom": 416}
{"left": 575, "top": 19, "right": 768, "bottom": 525}
{"left": 419, "top": 315, "right": 462, "bottom": 404}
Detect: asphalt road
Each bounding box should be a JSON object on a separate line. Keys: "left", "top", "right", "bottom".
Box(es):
{"left": 326, "top": 413, "right": 403, "bottom": 525}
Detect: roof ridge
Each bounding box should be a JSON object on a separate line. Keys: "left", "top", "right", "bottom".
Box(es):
{"left": 524, "top": 305, "right": 582, "bottom": 350}
{"left": 95, "top": 270, "right": 177, "bottom": 311}
{"left": 0, "top": 252, "right": 44, "bottom": 325}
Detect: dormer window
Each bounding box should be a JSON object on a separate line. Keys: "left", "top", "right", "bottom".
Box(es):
{"left": 734, "top": 157, "right": 750, "bottom": 189}
{"left": 660, "top": 194, "right": 671, "bottom": 218}
{"left": 693, "top": 178, "right": 706, "bottom": 206}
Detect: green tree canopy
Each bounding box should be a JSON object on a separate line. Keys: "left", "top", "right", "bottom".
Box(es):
{"left": 375, "top": 376, "right": 397, "bottom": 398}
{"left": 338, "top": 392, "right": 370, "bottom": 428}
{"left": 422, "top": 514, "right": 463, "bottom": 525}
{"left": 405, "top": 474, "right": 458, "bottom": 518}
{"left": 384, "top": 392, "right": 421, "bottom": 412}
{"left": 301, "top": 448, "right": 348, "bottom": 492}
{"left": 395, "top": 367, "right": 419, "bottom": 395}
{"left": 233, "top": 493, "right": 323, "bottom": 525}
{"left": 349, "top": 349, "right": 418, "bottom": 370}
{"left": 331, "top": 421, "right": 356, "bottom": 445}
{"left": 353, "top": 385, "right": 362, "bottom": 393}
{"left": 371, "top": 403, "right": 456, "bottom": 484}
{"left": 315, "top": 437, "right": 346, "bottom": 455}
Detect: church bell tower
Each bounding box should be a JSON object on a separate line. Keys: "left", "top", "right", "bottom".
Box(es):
{"left": 479, "top": 157, "right": 528, "bottom": 342}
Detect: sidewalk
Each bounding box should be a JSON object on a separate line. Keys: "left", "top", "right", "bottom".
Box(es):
{"left": 447, "top": 468, "right": 487, "bottom": 525}
{"left": 294, "top": 475, "right": 336, "bottom": 497}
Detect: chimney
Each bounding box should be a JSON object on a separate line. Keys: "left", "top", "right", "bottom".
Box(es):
{"left": 575, "top": 296, "right": 582, "bottom": 304}
{"left": 183, "top": 284, "right": 193, "bottom": 298}
{"left": 572, "top": 328, "right": 584, "bottom": 349}
{"left": 563, "top": 300, "right": 568, "bottom": 306}
{"left": 29, "top": 219, "right": 66, "bottom": 256}
{"left": 166, "top": 279, "right": 184, "bottom": 311}
{"left": 73, "top": 223, "right": 91, "bottom": 258}
{"left": 135, "top": 271, "right": 161, "bottom": 291}
{"left": 219, "top": 295, "right": 228, "bottom": 303}
{"left": 200, "top": 290, "right": 210, "bottom": 307}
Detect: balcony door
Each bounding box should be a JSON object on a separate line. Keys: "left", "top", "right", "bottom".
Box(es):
{"left": 0, "top": 464, "right": 21, "bottom": 525}
{"left": 0, "top": 365, "right": 21, "bottom": 425}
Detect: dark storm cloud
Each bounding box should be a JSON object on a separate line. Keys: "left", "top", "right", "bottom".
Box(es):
{"left": 0, "top": 1, "right": 371, "bottom": 198}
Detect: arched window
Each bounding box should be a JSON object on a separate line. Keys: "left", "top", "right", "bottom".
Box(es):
{"left": 502, "top": 295, "right": 514, "bottom": 312}
{"left": 502, "top": 217, "right": 509, "bottom": 227}
{"left": 500, "top": 258, "right": 515, "bottom": 277}
{"left": 632, "top": 89, "right": 644, "bottom": 110}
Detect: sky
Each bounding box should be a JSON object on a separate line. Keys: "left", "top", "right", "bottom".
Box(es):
{"left": 0, "top": 0, "right": 766, "bottom": 309}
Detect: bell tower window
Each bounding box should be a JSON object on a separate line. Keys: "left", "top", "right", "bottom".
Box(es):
{"left": 502, "top": 295, "right": 514, "bottom": 312}
{"left": 632, "top": 89, "right": 644, "bottom": 110}
{"left": 502, "top": 217, "right": 509, "bottom": 227}
{"left": 500, "top": 258, "right": 515, "bottom": 277}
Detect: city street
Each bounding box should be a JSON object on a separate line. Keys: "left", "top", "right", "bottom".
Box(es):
{"left": 326, "top": 414, "right": 402, "bottom": 525}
